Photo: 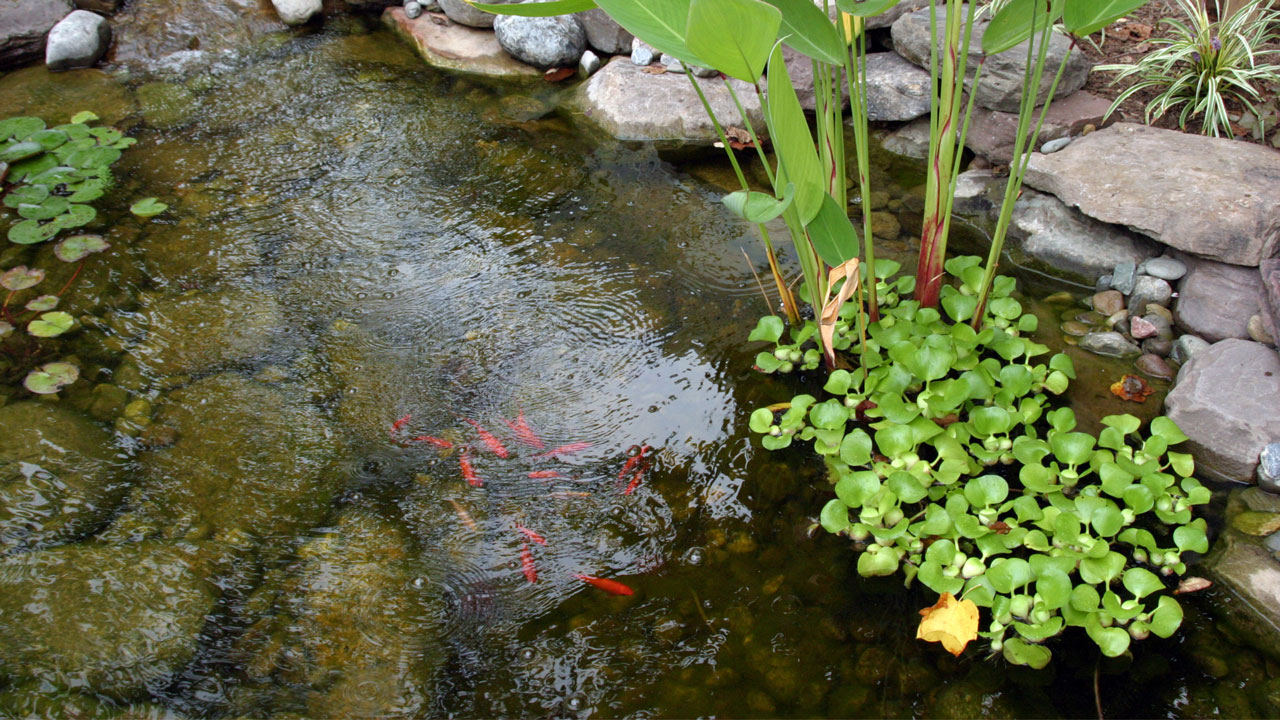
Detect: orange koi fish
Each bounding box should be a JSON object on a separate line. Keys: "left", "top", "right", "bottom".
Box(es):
{"left": 572, "top": 573, "right": 633, "bottom": 596}
{"left": 409, "top": 435, "right": 454, "bottom": 449}
{"left": 390, "top": 413, "right": 411, "bottom": 437}
{"left": 533, "top": 442, "right": 591, "bottom": 459}
{"left": 623, "top": 465, "right": 647, "bottom": 496}
{"left": 521, "top": 543, "right": 537, "bottom": 583}
{"left": 447, "top": 498, "right": 478, "bottom": 531}
{"left": 618, "top": 444, "right": 651, "bottom": 480}
{"left": 516, "top": 524, "right": 546, "bottom": 546}
{"left": 502, "top": 410, "right": 545, "bottom": 449}
{"left": 465, "top": 419, "right": 510, "bottom": 459}
{"left": 460, "top": 449, "right": 483, "bottom": 487}
{"left": 527, "top": 470, "right": 564, "bottom": 480}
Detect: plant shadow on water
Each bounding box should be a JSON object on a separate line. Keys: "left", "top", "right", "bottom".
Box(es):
{"left": 0, "top": 20, "right": 1274, "bottom": 720}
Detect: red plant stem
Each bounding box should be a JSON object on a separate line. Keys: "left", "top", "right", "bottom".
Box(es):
{"left": 56, "top": 261, "right": 84, "bottom": 297}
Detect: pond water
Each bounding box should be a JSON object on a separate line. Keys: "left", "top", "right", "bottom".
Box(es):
{"left": 1, "top": 18, "right": 1276, "bottom": 719}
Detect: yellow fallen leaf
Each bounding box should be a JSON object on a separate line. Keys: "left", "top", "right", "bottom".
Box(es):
{"left": 917, "top": 592, "right": 979, "bottom": 656}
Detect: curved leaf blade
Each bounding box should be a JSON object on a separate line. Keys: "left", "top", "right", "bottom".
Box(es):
{"left": 687, "top": 0, "right": 782, "bottom": 82}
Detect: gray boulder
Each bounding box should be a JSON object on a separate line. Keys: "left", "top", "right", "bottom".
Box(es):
{"left": 579, "top": 7, "right": 631, "bottom": 55}
{"left": 438, "top": 0, "right": 512, "bottom": 27}
{"left": 0, "top": 402, "right": 123, "bottom": 553}
{"left": 865, "top": 52, "right": 931, "bottom": 121}
{"left": 383, "top": 6, "right": 541, "bottom": 78}
{"left": 868, "top": 0, "right": 927, "bottom": 29}
{"left": 881, "top": 116, "right": 931, "bottom": 159}
{"left": 1006, "top": 189, "right": 1160, "bottom": 285}
{"left": 0, "top": 541, "right": 231, "bottom": 699}
{"left": 1026, "top": 123, "right": 1280, "bottom": 266}
{"left": 1174, "top": 256, "right": 1263, "bottom": 342}
{"left": 1079, "top": 331, "right": 1141, "bottom": 357}
{"left": 1165, "top": 339, "right": 1280, "bottom": 484}
{"left": 0, "top": 0, "right": 72, "bottom": 68}
{"left": 965, "top": 91, "right": 1111, "bottom": 164}
{"left": 573, "top": 55, "right": 765, "bottom": 145}
{"left": 951, "top": 168, "right": 996, "bottom": 216}
{"left": 890, "top": 4, "right": 1090, "bottom": 112}
{"left": 44, "top": 9, "right": 109, "bottom": 70}
{"left": 1126, "top": 274, "right": 1173, "bottom": 316}
{"left": 1170, "top": 334, "right": 1211, "bottom": 365}
{"left": 271, "top": 0, "right": 321, "bottom": 25}
{"left": 494, "top": 12, "right": 584, "bottom": 69}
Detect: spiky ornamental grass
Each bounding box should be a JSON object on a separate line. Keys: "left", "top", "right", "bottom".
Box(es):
{"left": 1097, "top": 0, "right": 1280, "bottom": 137}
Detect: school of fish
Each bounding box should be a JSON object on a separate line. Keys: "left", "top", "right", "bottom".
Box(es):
{"left": 392, "top": 411, "right": 643, "bottom": 597}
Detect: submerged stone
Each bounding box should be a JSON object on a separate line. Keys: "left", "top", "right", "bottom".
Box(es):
{"left": 0, "top": 540, "right": 232, "bottom": 699}
{"left": 1079, "top": 331, "right": 1140, "bottom": 358}
{"left": 0, "top": 402, "right": 123, "bottom": 553}
{"left": 130, "top": 288, "right": 286, "bottom": 379}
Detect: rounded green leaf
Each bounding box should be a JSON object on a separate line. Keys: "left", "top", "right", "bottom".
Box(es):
{"left": 810, "top": 399, "right": 848, "bottom": 430}
{"left": 887, "top": 470, "right": 927, "bottom": 504}
{"left": 820, "top": 498, "right": 852, "bottom": 534}
{"left": 749, "top": 315, "right": 784, "bottom": 343}
{"left": 0, "top": 116, "right": 46, "bottom": 140}
{"left": 24, "top": 294, "right": 59, "bottom": 312}
{"left": 7, "top": 218, "right": 60, "bottom": 244}
{"left": 1122, "top": 567, "right": 1164, "bottom": 599}
{"left": 23, "top": 361, "right": 79, "bottom": 394}
{"left": 970, "top": 406, "right": 1013, "bottom": 437}
{"left": 27, "top": 311, "right": 75, "bottom": 338}
{"left": 1080, "top": 551, "right": 1126, "bottom": 585}
{"left": 1036, "top": 568, "right": 1072, "bottom": 610}
{"left": 0, "top": 140, "right": 44, "bottom": 163}
{"left": 1003, "top": 638, "right": 1052, "bottom": 669}
{"left": 749, "top": 407, "right": 775, "bottom": 434}
{"left": 686, "top": 0, "right": 781, "bottom": 82}
{"left": 1149, "top": 416, "right": 1189, "bottom": 445}
{"left": 17, "top": 195, "right": 69, "bottom": 220}
{"left": 824, "top": 369, "right": 853, "bottom": 395}
{"left": 1091, "top": 506, "right": 1125, "bottom": 537}
{"left": 69, "top": 110, "right": 99, "bottom": 124}
{"left": 1, "top": 265, "right": 45, "bottom": 291}
{"left": 987, "top": 557, "right": 1032, "bottom": 594}
{"left": 723, "top": 186, "right": 793, "bottom": 223}
{"left": 130, "top": 197, "right": 169, "bottom": 218}
{"left": 1087, "top": 620, "right": 1131, "bottom": 657}
{"left": 1149, "top": 596, "right": 1183, "bottom": 638}
{"left": 1101, "top": 414, "right": 1141, "bottom": 435}
{"left": 3, "top": 183, "right": 50, "bottom": 208}
{"left": 875, "top": 424, "right": 914, "bottom": 457}
{"left": 857, "top": 544, "right": 900, "bottom": 577}
{"left": 54, "top": 233, "right": 110, "bottom": 262}
{"left": 27, "top": 128, "right": 68, "bottom": 151}
{"left": 965, "top": 474, "right": 1009, "bottom": 508}
{"left": 52, "top": 203, "right": 96, "bottom": 228}
{"left": 1051, "top": 432, "right": 1096, "bottom": 466}
{"left": 836, "top": 470, "right": 880, "bottom": 508}
{"left": 839, "top": 428, "right": 872, "bottom": 466}
{"left": 1173, "top": 524, "right": 1208, "bottom": 554}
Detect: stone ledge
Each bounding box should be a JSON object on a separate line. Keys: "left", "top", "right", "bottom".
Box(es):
{"left": 382, "top": 6, "right": 540, "bottom": 79}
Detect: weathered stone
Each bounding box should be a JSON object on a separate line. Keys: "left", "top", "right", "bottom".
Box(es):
{"left": 951, "top": 169, "right": 995, "bottom": 216}
{"left": 1092, "top": 290, "right": 1125, "bottom": 316}
{"left": 1249, "top": 314, "right": 1276, "bottom": 345}
{"left": 108, "top": 0, "right": 281, "bottom": 70}
{"left": 438, "top": 0, "right": 505, "bottom": 27}
{"left": 1175, "top": 257, "right": 1263, "bottom": 343}
{"left": 1141, "top": 336, "right": 1173, "bottom": 358}
{"left": 1111, "top": 260, "right": 1137, "bottom": 295}
{"left": 1095, "top": 274, "right": 1112, "bottom": 292}
{"left": 631, "top": 38, "right": 658, "bottom": 65}
{"left": 1139, "top": 255, "right": 1188, "bottom": 281}
{"left": 1146, "top": 303, "right": 1173, "bottom": 322}
{"left": 1061, "top": 320, "right": 1090, "bottom": 337}
{"left": 579, "top": 7, "right": 631, "bottom": 55}
{"left": 1127, "top": 275, "right": 1172, "bottom": 316}
{"left": 868, "top": 0, "right": 927, "bottom": 28}
{"left": 891, "top": 4, "right": 1090, "bottom": 112}
{"left": 1025, "top": 123, "right": 1280, "bottom": 266}
{"left": 1260, "top": 443, "right": 1280, "bottom": 494}
{"left": 1232, "top": 511, "right": 1280, "bottom": 536}
{"left": 0, "top": 541, "right": 231, "bottom": 698}
{"left": 880, "top": 116, "right": 930, "bottom": 159}
{"left": 1135, "top": 353, "right": 1174, "bottom": 380}
{"left": 1204, "top": 539, "right": 1280, "bottom": 662}
{"left": 865, "top": 52, "right": 931, "bottom": 121}
{"left": 121, "top": 374, "right": 342, "bottom": 546}
{"left": 660, "top": 52, "right": 715, "bottom": 77}
{"left": 572, "top": 56, "right": 765, "bottom": 145}
{"left": 0, "top": 402, "right": 122, "bottom": 553}
{"left": 787, "top": 45, "right": 847, "bottom": 111}
{"left": 1131, "top": 315, "right": 1158, "bottom": 339}
{"left": 0, "top": 0, "right": 72, "bottom": 68}
{"left": 1104, "top": 309, "right": 1128, "bottom": 329}
{"left": 869, "top": 211, "right": 900, "bottom": 240}
{"left": 493, "top": 12, "right": 584, "bottom": 69}
{"left": 579, "top": 48, "right": 600, "bottom": 76}
{"left": 1040, "top": 136, "right": 1071, "bottom": 154}
{"left": 964, "top": 92, "right": 1111, "bottom": 164}
{"left": 44, "top": 9, "right": 109, "bottom": 70}
{"left": 230, "top": 509, "right": 443, "bottom": 717}
{"left": 1165, "top": 339, "right": 1280, "bottom": 484}
{"left": 1170, "top": 334, "right": 1211, "bottom": 365}
{"left": 404, "top": 1, "right": 422, "bottom": 19}
{"left": 1006, "top": 190, "right": 1160, "bottom": 284}
{"left": 1079, "top": 331, "right": 1140, "bottom": 358}
{"left": 382, "top": 6, "right": 539, "bottom": 77}
{"left": 131, "top": 288, "right": 286, "bottom": 378}
{"left": 272, "top": 0, "right": 321, "bottom": 25}
{"left": 1261, "top": 259, "right": 1280, "bottom": 345}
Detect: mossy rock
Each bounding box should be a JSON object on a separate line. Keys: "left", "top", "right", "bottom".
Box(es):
{"left": 0, "top": 540, "right": 232, "bottom": 700}
{"left": 0, "top": 402, "right": 124, "bottom": 553}
{"left": 130, "top": 288, "right": 286, "bottom": 379}
{"left": 136, "top": 82, "right": 199, "bottom": 130}
{"left": 119, "top": 374, "right": 343, "bottom": 550}
{"left": 230, "top": 509, "right": 444, "bottom": 718}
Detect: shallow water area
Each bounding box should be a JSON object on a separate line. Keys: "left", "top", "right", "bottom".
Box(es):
{"left": 0, "top": 19, "right": 1276, "bottom": 719}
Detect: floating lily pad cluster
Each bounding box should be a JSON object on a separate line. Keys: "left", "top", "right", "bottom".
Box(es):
{"left": 0, "top": 112, "right": 139, "bottom": 394}
{"left": 748, "top": 257, "right": 1208, "bottom": 668}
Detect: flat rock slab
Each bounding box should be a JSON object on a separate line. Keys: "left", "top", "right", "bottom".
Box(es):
{"left": 1026, "top": 123, "right": 1280, "bottom": 266}
{"left": 1205, "top": 538, "right": 1280, "bottom": 662}
{"left": 108, "top": 0, "right": 282, "bottom": 69}
{"left": 573, "top": 56, "right": 765, "bottom": 145}
{"left": 1165, "top": 338, "right": 1280, "bottom": 484}
{"left": 966, "top": 91, "right": 1111, "bottom": 164}
{"left": 1174, "top": 255, "right": 1263, "bottom": 342}
{"left": 383, "top": 7, "right": 539, "bottom": 78}
{"left": 0, "top": 0, "right": 73, "bottom": 69}
{"left": 1007, "top": 189, "right": 1160, "bottom": 285}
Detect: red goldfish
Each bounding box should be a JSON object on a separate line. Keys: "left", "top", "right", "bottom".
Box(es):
{"left": 572, "top": 573, "right": 633, "bottom": 596}
{"left": 459, "top": 449, "right": 483, "bottom": 487}
{"left": 533, "top": 442, "right": 591, "bottom": 459}
{"left": 465, "top": 419, "right": 510, "bottom": 459}
{"left": 447, "top": 499, "right": 477, "bottom": 531}
{"left": 527, "top": 470, "right": 564, "bottom": 480}
{"left": 516, "top": 524, "right": 546, "bottom": 546}
{"left": 390, "top": 414, "right": 411, "bottom": 437}
{"left": 409, "top": 435, "right": 453, "bottom": 449}
{"left": 521, "top": 543, "right": 537, "bottom": 583}
{"left": 502, "top": 410, "right": 545, "bottom": 449}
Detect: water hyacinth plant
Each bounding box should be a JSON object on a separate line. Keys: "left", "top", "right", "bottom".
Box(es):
{"left": 1097, "top": 0, "right": 1280, "bottom": 137}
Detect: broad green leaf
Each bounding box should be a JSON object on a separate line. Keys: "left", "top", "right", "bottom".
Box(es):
{"left": 723, "top": 184, "right": 794, "bottom": 222}
{"left": 7, "top": 219, "right": 60, "bottom": 244}
{"left": 1043, "top": 370, "right": 1069, "bottom": 394}
{"left": 836, "top": 0, "right": 900, "bottom": 17}
{"left": 810, "top": 398, "right": 848, "bottom": 429}
{"left": 761, "top": 433, "right": 792, "bottom": 450}
{"left": 1003, "top": 638, "right": 1052, "bottom": 669}
{"left": 764, "top": 0, "right": 845, "bottom": 64}
{"left": 1122, "top": 484, "right": 1155, "bottom": 514}
{"left": 0, "top": 116, "right": 45, "bottom": 140}
{"left": 1149, "top": 595, "right": 1183, "bottom": 638}
{"left": 23, "top": 361, "right": 79, "bottom": 395}
{"left": 942, "top": 292, "right": 978, "bottom": 323}
{"left": 917, "top": 560, "right": 965, "bottom": 595}
{"left": 594, "top": 0, "right": 710, "bottom": 67}
{"left": 805, "top": 191, "right": 860, "bottom": 267}
{"left": 910, "top": 345, "right": 955, "bottom": 383}
{"left": 1086, "top": 617, "right": 1131, "bottom": 657}
{"left": 1071, "top": 583, "right": 1101, "bottom": 612}
{"left": 1122, "top": 567, "right": 1164, "bottom": 599}
{"left": 836, "top": 470, "right": 880, "bottom": 507}
{"left": 749, "top": 315, "right": 785, "bottom": 343}
{"left": 1, "top": 265, "right": 45, "bottom": 291}
{"left": 69, "top": 110, "right": 99, "bottom": 124}
{"left": 1101, "top": 413, "right": 1141, "bottom": 435}
{"left": 1099, "top": 462, "right": 1134, "bottom": 497}
{"left": 1173, "top": 524, "right": 1208, "bottom": 554}
{"left": 839, "top": 428, "right": 872, "bottom": 465}
{"left": 24, "top": 295, "right": 58, "bottom": 312}
{"left": 1051, "top": 432, "right": 1095, "bottom": 466}
{"left": 1091, "top": 506, "right": 1125, "bottom": 537}
{"left": 887, "top": 470, "right": 927, "bottom": 504}
{"left": 53, "top": 203, "right": 95, "bottom": 229}
{"left": 28, "top": 311, "right": 75, "bottom": 338}
{"left": 755, "top": 351, "right": 782, "bottom": 372}
{"left": 857, "top": 544, "right": 900, "bottom": 576}
{"left": 875, "top": 424, "right": 914, "bottom": 457}
{"left": 1049, "top": 352, "right": 1076, "bottom": 379}
{"left": 965, "top": 474, "right": 1009, "bottom": 508}
{"left": 983, "top": 0, "right": 1063, "bottom": 55}
{"left": 1014, "top": 616, "right": 1064, "bottom": 642}
{"left": 749, "top": 407, "right": 775, "bottom": 433}
{"left": 970, "top": 406, "right": 1013, "bottom": 437}
{"left": 1036, "top": 568, "right": 1072, "bottom": 610}
{"left": 824, "top": 369, "right": 853, "bottom": 394}
{"left": 766, "top": 43, "right": 823, "bottom": 223}
{"left": 687, "top": 0, "right": 781, "bottom": 81}
{"left": 1149, "top": 416, "right": 1189, "bottom": 444}
{"left": 1080, "top": 551, "right": 1126, "bottom": 585}
{"left": 3, "top": 183, "right": 49, "bottom": 208}
{"left": 468, "top": 0, "right": 597, "bottom": 14}
{"left": 987, "top": 557, "right": 1032, "bottom": 593}
{"left": 130, "top": 197, "right": 168, "bottom": 218}
{"left": 820, "top": 498, "right": 852, "bottom": 533}
{"left": 0, "top": 140, "right": 43, "bottom": 163}
{"left": 54, "top": 233, "right": 109, "bottom": 262}
{"left": 1063, "top": 0, "right": 1146, "bottom": 36}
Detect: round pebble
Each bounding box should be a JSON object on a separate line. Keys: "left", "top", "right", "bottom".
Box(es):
{"left": 1105, "top": 309, "right": 1129, "bottom": 329}
{"left": 1248, "top": 314, "right": 1276, "bottom": 345}
{"left": 1091, "top": 290, "right": 1125, "bottom": 316}
{"left": 1060, "top": 320, "right": 1090, "bottom": 337}
{"left": 1131, "top": 315, "right": 1158, "bottom": 339}
{"left": 1145, "top": 303, "right": 1173, "bottom": 322}
{"left": 404, "top": 1, "right": 423, "bottom": 18}
{"left": 1040, "top": 136, "right": 1072, "bottom": 153}
{"left": 1141, "top": 336, "right": 1173, "bottom": 357}
{"left": 1135, "top": 353, "right": 1174, "bottom": 380}
{"left": 1138, "top": 256, "right": 1188, "bottom": 281}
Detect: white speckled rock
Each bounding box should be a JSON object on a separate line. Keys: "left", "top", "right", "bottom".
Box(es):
{"left": 272, "top": 0, "right": 321, "bottom": 25}
{"left": 45, "top": 9, "right": 110, "bottom": 71}
{"left": 493, "top": 12, "right": 584, "bottom": 69}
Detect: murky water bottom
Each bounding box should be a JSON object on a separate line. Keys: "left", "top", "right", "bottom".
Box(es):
{"left": 1, "top": 18, "right": 1275, "bottom": 719}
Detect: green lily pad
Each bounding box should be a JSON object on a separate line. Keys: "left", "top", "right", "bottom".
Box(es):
{"left": 0, "top": 116, "right": 45, "bottom": 140}
{"left": 130, "top": 197, "right": 169, "bottom": 218}
{"left": 28, "top": 311, "right": 75, "bottom": 337}
{"left": 51, "top": 203, "right": 96, "bottom": 229}
{"left": 65, "top": 145, "right": 122, "bottom": 170}
{"left": 23, "top": 361, "right": 79, "bottom": 394}
{"left": 1, "top": 265, "right": 46, "bottom": 291}
{"left": 24, "top": 294, "right": 59, "bottom": 312}
{"left": 27, "top": 128, "right": 68, "bottom": 151}
{"left": 17, "top": 195, "right": 69, "bottom": 220}
{"left": 54, "top": 233, "right": 109, "bottom": 262}
{"left": 3, "top": 183, "right": 49, "bottom": 208}
{"left": 69, "top": 111, "right": 99, "bottom": 124}
{"left": 0, "top": 140, "right": 44, "bottom": 163}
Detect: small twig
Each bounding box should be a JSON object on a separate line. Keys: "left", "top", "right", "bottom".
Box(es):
{"left": 741, "top": 247, "right": 774, "bottom": 315}
{"left": 56, "top": 260, "right": 84, "bottom": 297}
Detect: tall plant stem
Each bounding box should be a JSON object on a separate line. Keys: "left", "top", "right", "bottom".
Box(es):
{"left": 686, "top": 69, "right": 800, "bottom": 325}
{"left": 844, "top": 16, "right": 880, "bottom": 322}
